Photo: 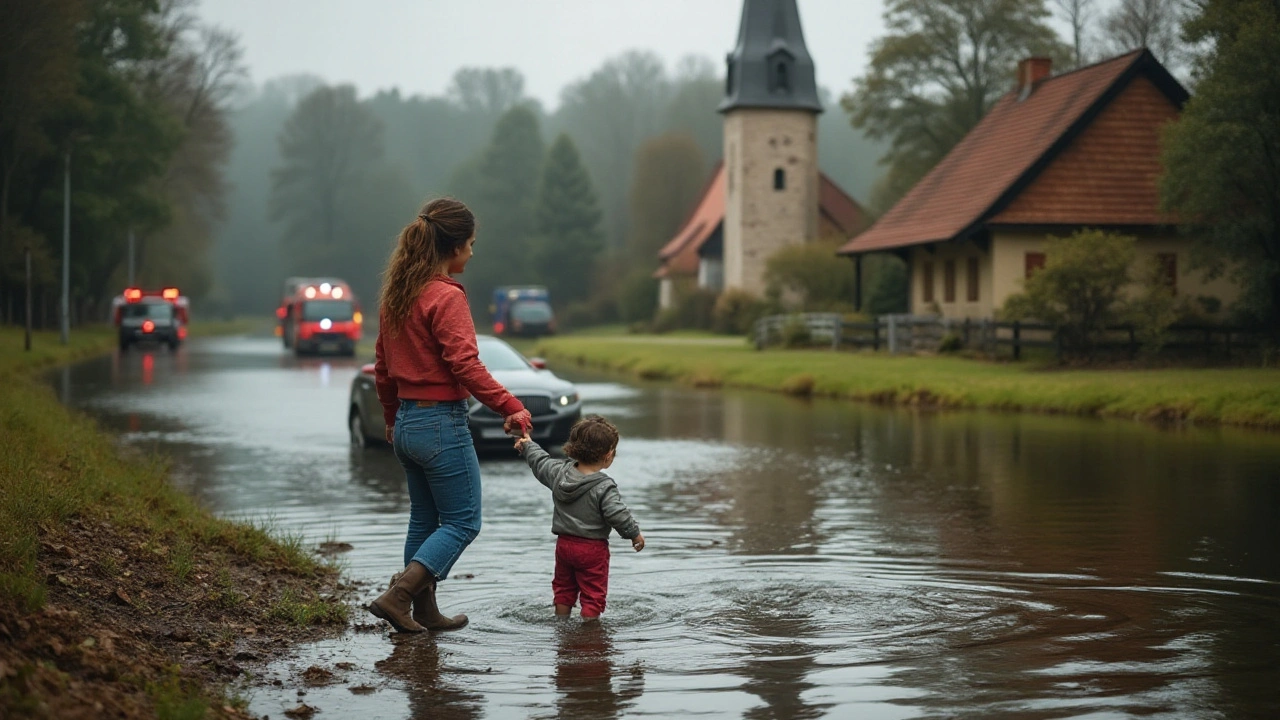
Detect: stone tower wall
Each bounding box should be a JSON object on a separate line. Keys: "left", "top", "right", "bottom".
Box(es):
{"left": 723, "top": 108, "right": 819, "bottom": 295}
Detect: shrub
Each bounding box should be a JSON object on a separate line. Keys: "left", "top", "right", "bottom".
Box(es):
{"left": 765, "top": 240, "right": 859, "bottom": 310}
{"left": 1001, "top": 229, "right": 1136, "bottom": 358}
{"left": 781, "top": 316, "right": 812, "bottom": 347}
{"left": 1127, "top": 256, "right": 1183, "bottom": 356}
{"left": 653, "top": 287, "right": 717, "bottom": 332}
{"left": 712, "top": 289, "right": 770, "bottom": 335}
{"left": 937, "top": 333, "right": 963, "bottom": 353}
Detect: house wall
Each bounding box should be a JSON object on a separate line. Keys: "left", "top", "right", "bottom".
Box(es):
{"left": 923, "top": 229, "right": 1243, "bottom": 319}
{"left": 908, "top": 240, "right": 994, "bottom": 319}
{"left": 723, "top": 108, "right": 819, "bottom": 297}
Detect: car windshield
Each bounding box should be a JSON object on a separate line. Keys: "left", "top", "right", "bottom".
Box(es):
{"left": 511, "top": 301, "right": 553, "bottom": 323}
{"left": 122, "top": 302, "right": 173, "bottom": 319}
{"left": 302, "top": 300, "right": 353, "bottom": 321}
{"left": 478, "top": 339, "right": 531, "bottom": 371}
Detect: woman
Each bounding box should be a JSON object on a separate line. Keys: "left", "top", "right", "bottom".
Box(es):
{"left": 368, "top": 198, "right": 532, "bottom": 633}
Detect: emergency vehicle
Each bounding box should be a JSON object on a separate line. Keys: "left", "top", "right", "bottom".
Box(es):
{"left": 490, "top": 285, "right": 556, "bottom": 338}
{"left": 111, "top": 287, "right": 189, "bottom": 351}
{"left": 277, "top": 278, "right": 362, "bottom": 356}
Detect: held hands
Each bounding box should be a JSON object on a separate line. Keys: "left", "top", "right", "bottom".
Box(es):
{"left": 385, "top": 424, "right": 394, "bottom": 444}
{"left": 503, "top": 409, "right": 533, "bottom": 437}
{"left": 512, "top": 431, "right": 531, "bottom": 454}
{"left": 631, "top": 533, "right": 645, "bottom": 552}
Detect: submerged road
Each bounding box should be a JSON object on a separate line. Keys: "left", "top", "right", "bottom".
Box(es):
{"left": 53, "top": 334, "right": 1280, "bottom": 719}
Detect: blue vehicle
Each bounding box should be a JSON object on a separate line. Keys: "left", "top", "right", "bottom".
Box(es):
{"left": 490, "top": 285, "right": 556, "bottom": 337}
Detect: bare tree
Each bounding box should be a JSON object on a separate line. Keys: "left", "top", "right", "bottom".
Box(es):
{"left": 1052, "top": 0, "right": 1097, "bottom": 67}
{"left": 1101, "top": 0, "right": 1189, "bottom": 70}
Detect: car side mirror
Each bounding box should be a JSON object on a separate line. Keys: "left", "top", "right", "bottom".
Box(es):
{"left": 528, "top": 357, "right": 548, "bottom": 370}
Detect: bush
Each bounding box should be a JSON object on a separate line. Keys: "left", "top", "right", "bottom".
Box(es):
{"left": 937, "top": 333, "right": 963, "bottom": 353}
{"left": 765, "top": 240, "right": 859, "bottom": 310}
{"left": 1001, "top": 229, "right": 1136, "bottom": 358}
{"left": 781, "top": 316, "right": 812, "bottom": 347}
{"left": 712, "top": 289, "right": 770, "bottom": 335}
{"left": 653, "top": 287, "right": 718, "bottom": 332}
{"left": 1127, "top": 256, "right": 1183, "bottom": 356}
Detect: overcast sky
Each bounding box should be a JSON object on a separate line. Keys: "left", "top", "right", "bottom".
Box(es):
{"left": 195, "top": 0, "right": 889, "bottom": 109}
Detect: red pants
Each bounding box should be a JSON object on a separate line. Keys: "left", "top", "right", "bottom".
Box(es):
{"left": 553, "top": 535, "right": 610, "bottom": 617}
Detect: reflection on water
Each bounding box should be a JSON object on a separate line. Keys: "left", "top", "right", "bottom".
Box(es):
{"left": 52, "top": 338, "right": 1280, "bottom": 719}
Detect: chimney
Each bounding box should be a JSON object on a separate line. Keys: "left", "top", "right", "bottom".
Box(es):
{"left": 1016, "top": 57, "right": 1053, "bottom": 100}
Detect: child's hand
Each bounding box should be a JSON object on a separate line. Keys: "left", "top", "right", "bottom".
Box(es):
{"left": 631, "top": 533, "right": 645, "bottom": 552}
{"left": 513, "top": 434, "right": 531, "bottom": 454}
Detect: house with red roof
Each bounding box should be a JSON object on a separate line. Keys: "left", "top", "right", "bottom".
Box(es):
{"left": 654, "top": 0, "right": 870, "bottom": 308}
{"left": 837, "top": 49, "right": 1240, "bottom": 320}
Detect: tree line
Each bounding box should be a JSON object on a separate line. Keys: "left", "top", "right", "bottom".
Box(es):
{"left": 1, "top": 0, "right": 243, "bottom": 327}
{"left": 212, "top": 53, "right": 884, "bottom": 322}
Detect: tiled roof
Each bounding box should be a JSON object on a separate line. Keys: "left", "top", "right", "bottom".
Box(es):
{"left": 839, "top": 49, "right": 1187, "bottom": 255}
{"left": 656, "top": 163, "right": 869, "bottom": 278}
{"left": 654, "top": 162, "right": 726, "bottom": 279}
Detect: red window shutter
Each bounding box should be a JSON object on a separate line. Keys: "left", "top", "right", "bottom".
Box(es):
{"left": 944, "top": 260, "right": 956, "bottom": 303}
{"left": 1025, "top": 252, "right": 1046, "bottom": 278}
{"left": 967, "top": 258, "right": 979, "bottom": 302}
{"left": 922, "top": 261, "right": 934, "bottom": 303}
{"left": 1156, "top": 253, "right": 1177, "bottom": 295}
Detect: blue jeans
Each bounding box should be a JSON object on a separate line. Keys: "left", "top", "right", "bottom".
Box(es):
{"left": 393, "top": 399, "right": 481, "bottom": 581}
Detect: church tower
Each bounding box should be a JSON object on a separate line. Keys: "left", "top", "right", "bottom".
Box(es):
{"left": 721, "top": 0, "right": 823, "bottom": 295}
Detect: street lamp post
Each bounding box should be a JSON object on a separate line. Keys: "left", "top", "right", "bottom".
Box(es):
{"left": 60, "top": 149, "right": 70, "bottom": 345}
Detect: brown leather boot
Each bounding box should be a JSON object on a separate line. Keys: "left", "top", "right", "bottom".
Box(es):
{"left": 368, "top": 563, "right": 430, "bottom": 633}
{"left": 386, "top": 570, "right": 470, "bottom": 631}
{"left": 413, "top": 578, "right": 468, "bottom": 631}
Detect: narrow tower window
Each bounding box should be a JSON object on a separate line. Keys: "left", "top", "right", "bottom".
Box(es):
{"left": 773, "top": 168, "right": 786, "bottom": 190}
{"left": 775, "top": 62, "right": 789, "bottom": 92}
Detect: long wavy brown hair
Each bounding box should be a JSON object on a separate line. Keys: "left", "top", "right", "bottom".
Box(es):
{"left": 379, "top": 198, "right": 475, "bottom": 336}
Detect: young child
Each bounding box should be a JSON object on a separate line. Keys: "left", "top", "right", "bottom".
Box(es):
{"left": 514, "top": 415, "right": 644, "bottom": 620}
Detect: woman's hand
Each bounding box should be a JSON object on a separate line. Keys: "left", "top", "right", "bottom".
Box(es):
{"left": 632, "top": 533, "right": 645, "bottom": 552}
{"left": 503, "top": 409, "right": 532, "bottom": 436}
{"left": 385, "top": 424, "right": 394, "bottom": 444}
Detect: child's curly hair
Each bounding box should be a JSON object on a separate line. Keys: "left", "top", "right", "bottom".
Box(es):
{"left": 562, "top": 415, "right": 619, "bottom": 465}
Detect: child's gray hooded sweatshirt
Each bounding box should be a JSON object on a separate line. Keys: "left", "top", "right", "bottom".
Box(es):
{"left": 520, "top": 440, "right": 640, "bottom": 540}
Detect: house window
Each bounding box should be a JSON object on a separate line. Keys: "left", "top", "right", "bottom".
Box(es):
{"left": 922, "top": 261, "right": 935, "bottom": 303}
{"left": 775, "top": 62, "right": 789, "bottom": 92}
{"left": 1025, "top": 252, "right": 1046, "bottom": 278}
{"left": 944, "top": 259, "right": 956, "bottom": 303}
{"left": 967, "top": 257, "right": 980, "bottom": 302}
{"left": 773, "top": 168, "right": 786, "bottom": 190}
{"left": 1157, "top": 253, "right": 1177, "bottom": 295}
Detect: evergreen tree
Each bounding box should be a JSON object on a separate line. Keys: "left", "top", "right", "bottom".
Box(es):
{"left": 532, "top": 134, "right": 604, "bottom": 305}
{"left": 460, "top": 104, "right": 545, "bottom": 313}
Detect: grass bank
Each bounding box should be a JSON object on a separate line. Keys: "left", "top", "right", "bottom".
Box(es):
{"left": 1, "top": 324, "right": 348, "bottom": 719}
{"left": 532, "top": 334, "right": 1280, "bottom": 430}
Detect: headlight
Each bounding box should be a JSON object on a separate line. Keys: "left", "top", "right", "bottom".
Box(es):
{"left": 557, "top": 393, "right": 579, "bottom": 407}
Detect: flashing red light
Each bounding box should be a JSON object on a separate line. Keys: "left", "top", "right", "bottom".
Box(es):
{"left": 177, "top": 326, "right": 188, "bottom": 340}
{"left": 162, "top": 287, "right": 180, "bottom": 300}
{"left": 275, "top": 306, "right": 287, "bottom": 319}
{"left": 142, "top": 320, "right": 155, "bottom": 333}
{"left": 124, "top": 288, "right": 142, "bottom": 302}
{"left": 494, "top": 322, "right": 505, "bottom": 335}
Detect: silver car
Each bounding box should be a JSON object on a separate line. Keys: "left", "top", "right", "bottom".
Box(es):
{"left": 348, "top": 335, "right": 581, "bottom": 451}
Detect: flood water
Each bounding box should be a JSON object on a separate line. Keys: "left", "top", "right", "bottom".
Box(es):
{"left": 52, "top": 335, "right": 1280, "bottom": 719}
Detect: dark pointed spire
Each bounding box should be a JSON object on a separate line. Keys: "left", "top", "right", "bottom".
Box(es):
{"left": 720, "top": 0, "right": 822, "bottom": 113}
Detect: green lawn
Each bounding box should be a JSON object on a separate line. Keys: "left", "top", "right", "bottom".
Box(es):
{"left": 532, "top": 334, "right": 1280, "bottom": 430}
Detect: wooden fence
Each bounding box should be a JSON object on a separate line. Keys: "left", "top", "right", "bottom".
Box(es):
{"left": 752, "top": 313, "right": 1265, "bottom": 360}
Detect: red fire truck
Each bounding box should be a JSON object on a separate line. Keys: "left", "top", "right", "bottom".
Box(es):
{"left": 111, "top": 287, "right": 190, "bottom": 351}
{"left": 277, "top": 278, "right": 362, "bottom": 356}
